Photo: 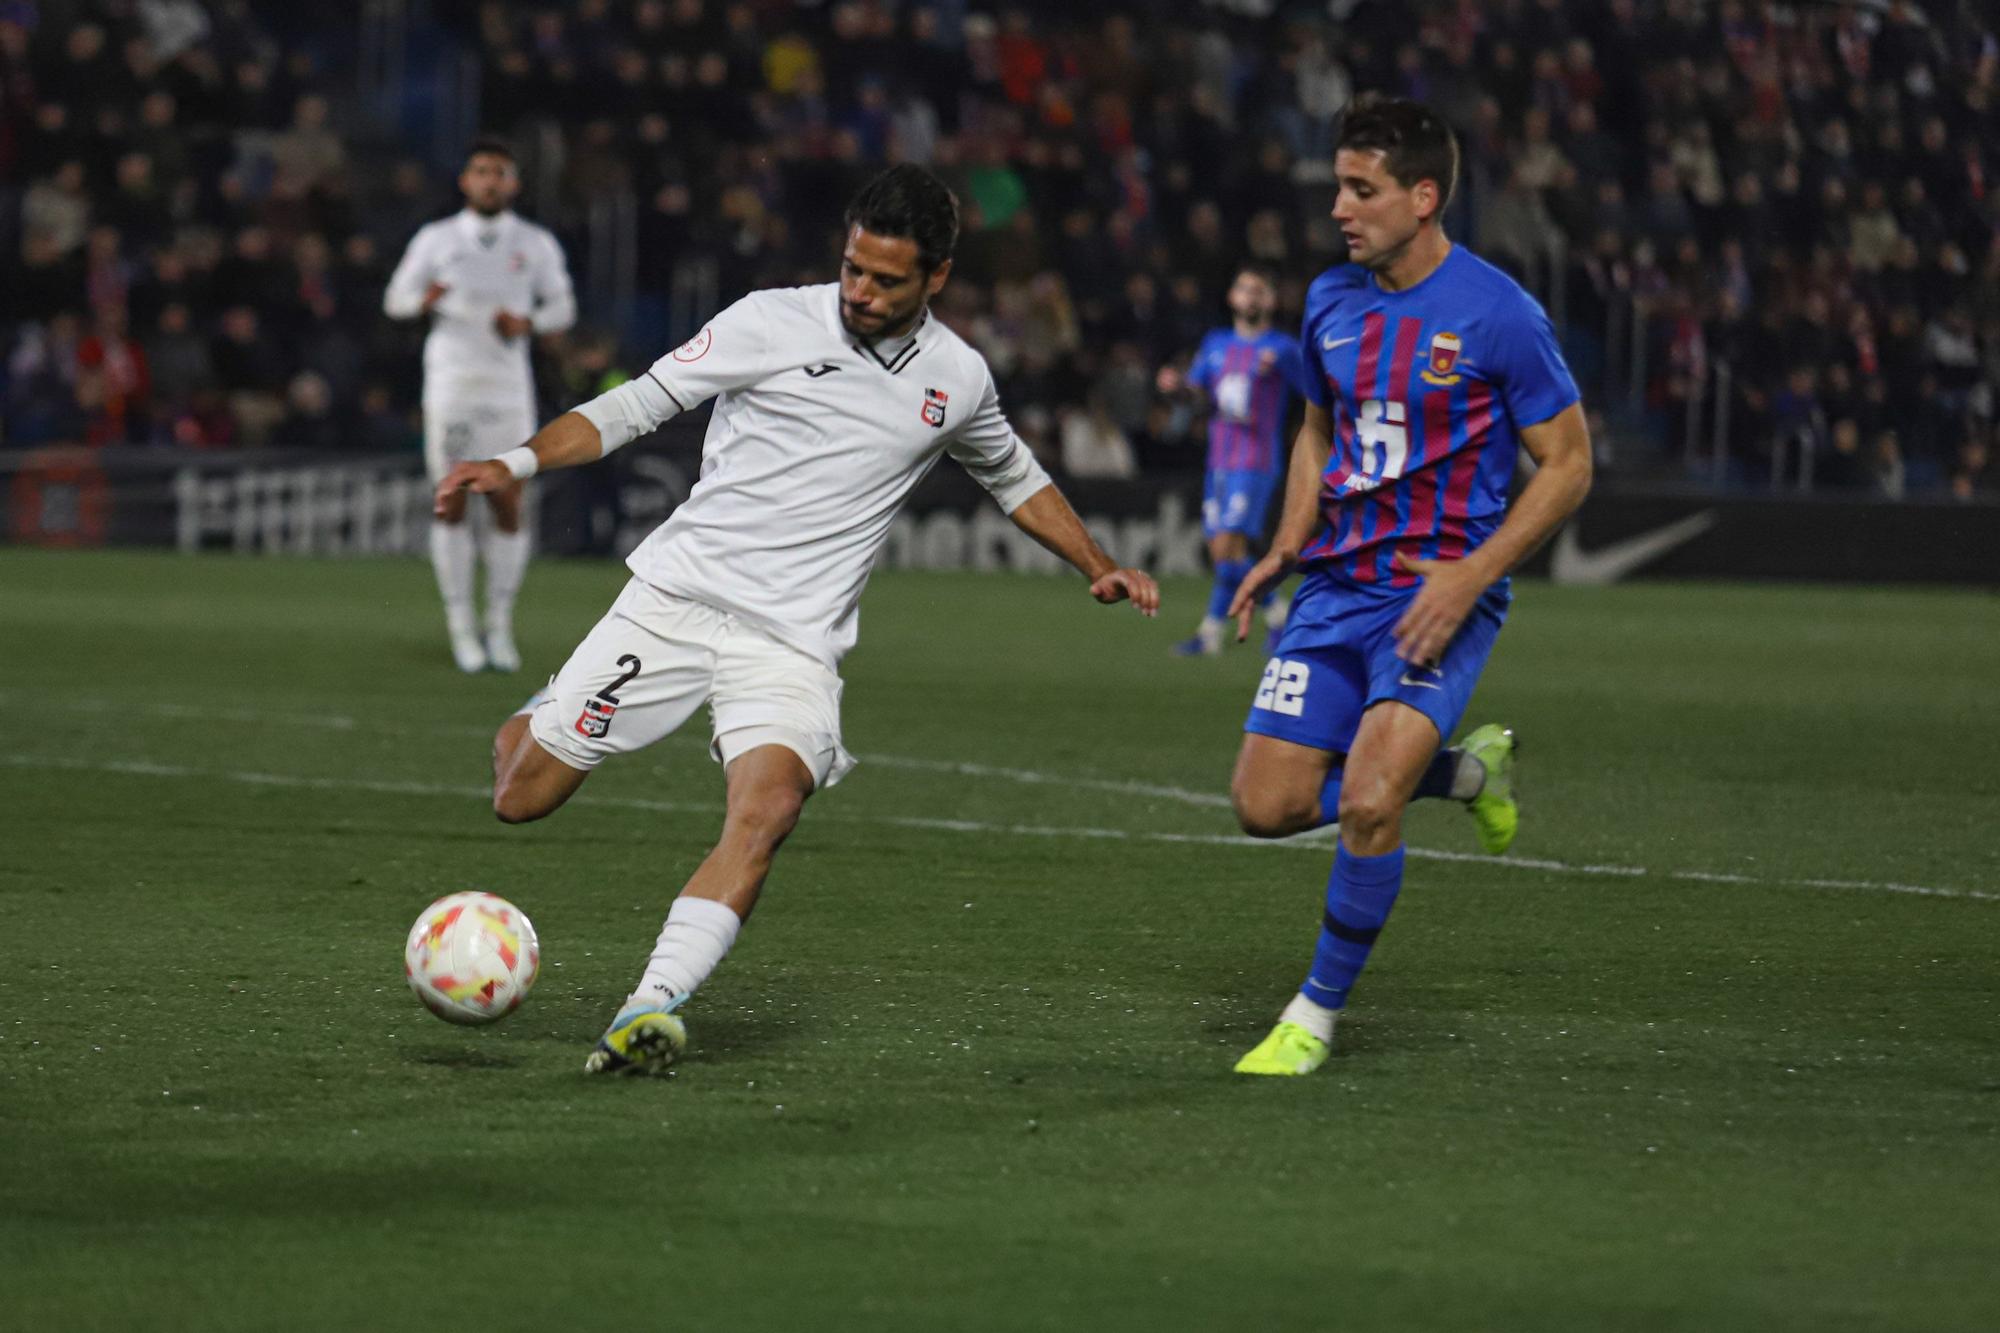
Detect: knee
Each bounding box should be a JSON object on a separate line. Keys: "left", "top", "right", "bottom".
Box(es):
{"left": 1335, "top": 786, "right": 1402, "bottom": 844}
{"left": 1232, "top": 777, "right": 1315, "bottom": 840}
{"left": 726, "top": 789, "right": 806, "bottom": 854}
{"left": 492, "top": 782, "right": 551, "bottom": 825}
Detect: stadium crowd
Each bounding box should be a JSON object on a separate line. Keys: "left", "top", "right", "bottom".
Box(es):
{"left": 1, "top": 0, "right": 1996, "bottom": 500}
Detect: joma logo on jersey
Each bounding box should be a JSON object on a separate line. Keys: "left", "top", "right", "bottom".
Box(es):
{"left": 1420, "top": 331, "right": 1464, "bottom": 386}
{"left": 575, "top": 697, "right": 617, "bottom": 739}
{"left": 921, "top": 387, "right": 949, "bottom": 428}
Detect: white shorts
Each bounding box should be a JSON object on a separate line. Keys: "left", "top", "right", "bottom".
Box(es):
{"left": 529, "top": 578, "right": 855, "bottom": 789}
{"left": 423, "top": 397, "right": 537, "bottom": 482}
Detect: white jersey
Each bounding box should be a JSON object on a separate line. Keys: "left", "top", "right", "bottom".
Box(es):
{"left": 383, "top": 208, "right": 575, "bottom": 409}
{"left": 577, "top": 283, "right": 1051, "bottom": 667}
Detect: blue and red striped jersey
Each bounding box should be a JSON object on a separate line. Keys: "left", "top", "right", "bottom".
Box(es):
{"left": 1187, "top": 327, "right": 1306, "bottom": 474}
{"left": 1298, "top": 246, "right": 1579, "bottom": 591}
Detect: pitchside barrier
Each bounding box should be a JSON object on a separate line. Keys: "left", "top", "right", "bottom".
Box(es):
{"left": 3, "top": 443, "right": 1995, "bottom": 585}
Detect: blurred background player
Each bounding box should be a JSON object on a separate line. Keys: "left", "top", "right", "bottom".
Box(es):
{"left": 1157, "top": 264, "right": 1307, "bottom": 655}
{"left": 1227, "top": 98, "right": 1593, "bottom": 1076}
{"left": 384, "top": 138, "right": 576, "bottom": 673}
{"left": 433, "top": 166, "right": 1158, "bottom": 1075}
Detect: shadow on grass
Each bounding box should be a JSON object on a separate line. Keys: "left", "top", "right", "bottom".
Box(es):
{"left": 402, "top": 1044, "right": 524, "bottom": 1071}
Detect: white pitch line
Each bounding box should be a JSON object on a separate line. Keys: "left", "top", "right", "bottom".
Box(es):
{"left": 2, "top": 752, "right": 1993, "bottom": 905}
{"left": 850, "top": 751, "right": 1236, "bottom": 810}
{"left": 0, "top": 690, "right": 1233, "bottom": 811}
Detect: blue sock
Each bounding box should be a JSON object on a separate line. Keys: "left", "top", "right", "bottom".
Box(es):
{"left": 1207, "top": 558, "right": 1253, "bottom": 620}
{"left": 1301, "top": 844, "right": 1405, "bottom": 1009}
{"left": 1413, "top": 747, "right": 1465, "bottom": 801}
{"left": 1315, "top": 767, "right": 1342, "bottom": 827}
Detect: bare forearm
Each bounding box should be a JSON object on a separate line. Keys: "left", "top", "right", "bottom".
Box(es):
{"left": 1008, "top": 484, "right": 1118, "bottom": 580}
{"left": 1464, "top": 444, "right": 1593, "bottom": 582}
{"left": 521, "top": 411, "right": 606, "bottom": 474}
{"left": 1268, "top": 416, "right": 1332, "bottom": 557}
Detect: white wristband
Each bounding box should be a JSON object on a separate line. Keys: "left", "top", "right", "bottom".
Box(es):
{"left": 498, "top": 446, "right": 540, "bottom": 480}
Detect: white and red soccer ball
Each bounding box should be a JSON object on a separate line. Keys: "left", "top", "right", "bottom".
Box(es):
{"left": 404, "top": 892, "right": 540, "bottom": 1025}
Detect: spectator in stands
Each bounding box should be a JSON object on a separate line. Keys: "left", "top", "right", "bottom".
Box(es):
{"left": 1, "top": 0, "right": 1996, "bottom": 499}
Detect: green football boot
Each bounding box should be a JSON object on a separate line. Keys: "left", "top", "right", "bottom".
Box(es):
{"left": 1233, "top": 1021, "right": 1332, "bottom": 1076}
{"left": 583, "top": 1005, "right": 688, "bottom": 1075}
{"left": 1459, "top": 723, "right": 1519, "bottom": 855}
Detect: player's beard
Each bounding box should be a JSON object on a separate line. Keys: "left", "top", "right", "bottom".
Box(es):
{"left": 841, "top": 299, "right": 925, "bottom": 343}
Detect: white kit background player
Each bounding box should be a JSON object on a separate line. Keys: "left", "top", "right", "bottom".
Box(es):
{"left": 434, "top": 166, "right": 1160, "bottom": 1074}
{"left": 386, "top": 137, "right": 576, "bottom": 673}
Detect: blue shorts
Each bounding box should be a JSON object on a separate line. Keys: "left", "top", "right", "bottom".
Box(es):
{"left": 1203, "top": 467, "right": 1281, "bottom": 539}
{"left": 1243, "top": 573, "right": 1505, "bottom": 754}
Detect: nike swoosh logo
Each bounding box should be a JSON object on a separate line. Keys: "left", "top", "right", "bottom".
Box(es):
{"left": 803, "top": 363, "right": 842, "bottom": 377}
{"left": 1304, "top": 978, "right": 1340, "bottom": 993}
{"left": 1398, "top": 671, "right": 1443, "bottom": 690}
{"left": 1322, "top": 336, "right": 1357, "bottom": 351}
{"left": 1549, "top": 510, "right": 1719, "bottom": 586}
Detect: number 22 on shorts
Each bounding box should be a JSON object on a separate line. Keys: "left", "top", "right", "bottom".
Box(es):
{"left": 1254, "top": 658, "right": 1310, "bottom": 717}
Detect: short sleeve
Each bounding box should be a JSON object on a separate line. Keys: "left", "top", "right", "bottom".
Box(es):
{"left": 946, "top": 368, "right": 1052, "bottom": 513}
{"left": 643, "top": 293, "right": 778, "bottom": 410}
{"left": 1487, "top": 294, "right": 1580, "bottom": 430}
{"left": 1297, "top": 315, "right": 1330, "bottom": 410}
{"left": 1186, "top": 335, "right": 1220, "bottom": 390}
{"left": 1277, "top": 336, "right": 1311, "bottom": 401}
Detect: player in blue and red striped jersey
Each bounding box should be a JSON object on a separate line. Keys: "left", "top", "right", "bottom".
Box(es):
{"left": 1224, "top": 97, "right": 1594, "bottom": 1076}
{"left": 1158, "top": 265, "right": 1309, "bottom": 655}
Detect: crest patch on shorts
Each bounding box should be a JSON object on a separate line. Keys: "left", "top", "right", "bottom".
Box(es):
{"left": 575, "top": 697, "right": 617, "bottom": 739}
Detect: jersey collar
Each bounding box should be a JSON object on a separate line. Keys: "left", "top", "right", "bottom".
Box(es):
{"left": 823, "top": 283, "right": 936, "bottom": 373}
{"left": 457, "top": 208, "right": 515, "bottom": 242}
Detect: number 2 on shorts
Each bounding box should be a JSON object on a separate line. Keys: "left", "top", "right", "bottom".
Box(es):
{"left": 596, "top": 654, "right": 641, "bottom": 704}
{"left": 1254, "top": 658, "right": 1310, "bottom": 717}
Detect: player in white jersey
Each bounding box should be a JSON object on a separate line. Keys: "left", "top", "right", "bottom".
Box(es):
{"left": 434, "top": 166, "right": 1160, "bottom": 1075}
{"left": 384, "top": 138, "right": 576, "bottom": 673}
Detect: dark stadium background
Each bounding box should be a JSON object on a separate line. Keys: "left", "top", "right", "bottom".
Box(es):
{"left": 1, "top": 0, "right": 1996, "bottom": 573}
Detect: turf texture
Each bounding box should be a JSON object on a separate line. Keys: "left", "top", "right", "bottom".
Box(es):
{"left": 1, "top": 549, "right": 1995, "bottom": 1331}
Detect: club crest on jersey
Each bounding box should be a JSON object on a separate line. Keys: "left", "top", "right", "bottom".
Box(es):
{"left": 575, "top": 697, "right": 617, "bottom": 739}
{"left": 509, "top": 251, "right": 527, "bottom": 272}
{"left": 1420, "top": 331, "right": 1464, "bottom": 386}
{"left": 672, "top": 327, "right": 713, "bottom": 363}
{"left": 921, "top": 386, "right": 949, "bottom": 428}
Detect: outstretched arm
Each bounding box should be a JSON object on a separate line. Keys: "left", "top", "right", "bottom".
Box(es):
{"left": 1392, "top": 401, "right": 1593, "bottom": 665}
{"left": 1007, "top": 483, "right": 1160, "bottom": 616}
{"left": 1226, "top": 401, "right": 1334, "bottom": 640}
{"left": 431, "top": 411, "right": 608, "bottom": 511}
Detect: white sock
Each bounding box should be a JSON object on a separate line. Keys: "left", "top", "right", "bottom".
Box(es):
{"left": 1264, "top": 595, "right": 1289, "bottom": 631}
{"left": 1280, "top": 991, "right": 1339, "bottom": 1043}
{"left": 1197, "top": 616, "right": 1226, "bottom": 650}
{"left": 1449, "top": 750, "right": 1485, "bottom": 801}
{"left": 626, "top": 896, "right": 742, "bottom": 1012}
{"left": 481, "top": 527, "right": 531, "bottom": 636}
{"left": 429, "top": 520, "right": 477, "bottom": 633}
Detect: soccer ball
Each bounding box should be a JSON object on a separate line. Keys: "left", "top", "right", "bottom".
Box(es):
{"left": 404, "top": 892, "right": 541, "bottom": 1025}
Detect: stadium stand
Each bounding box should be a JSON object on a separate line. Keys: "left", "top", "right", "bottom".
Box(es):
{"left": 1, "top": 1, "right": 1994, "bottom": 500}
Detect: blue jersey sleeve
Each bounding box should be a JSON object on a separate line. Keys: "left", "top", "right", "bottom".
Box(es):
{"left": 1186, "top": 334, "right": 1221, "bottom": 391}
{"left": 1297, "top": 316, "right": 1330, "bottom": 410}
{"left": 1275, "top": 335, "right": 1310, "bottom": 402}
{"left": 1488, "top": 294, "right": 1580, "bottom": 430}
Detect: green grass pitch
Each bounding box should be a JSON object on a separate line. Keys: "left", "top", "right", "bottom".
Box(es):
{"left": 1, "top": 549, "right": 1996, "bottom": 1331}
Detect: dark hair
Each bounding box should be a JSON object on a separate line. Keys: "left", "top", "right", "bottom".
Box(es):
{"left": 464, "top": 136, "right": 517, "bottom": 168}
{"left": 1235, "top": 261, "right": 1281, "bottom": 291}
{"left": 1337, "top": 95, "right": 1459, "bottom": 213}
{"left": 844, "top": 165, "right": 960, "bottom": 272}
